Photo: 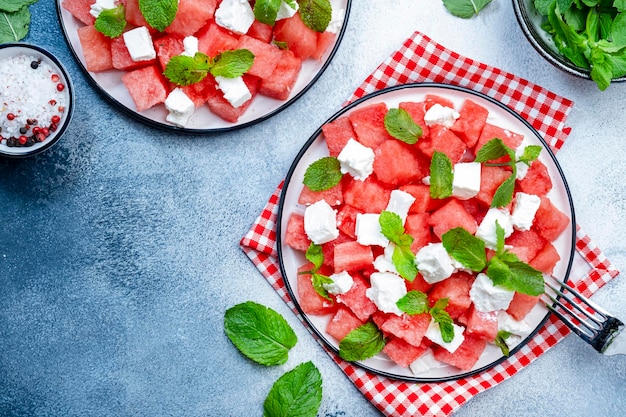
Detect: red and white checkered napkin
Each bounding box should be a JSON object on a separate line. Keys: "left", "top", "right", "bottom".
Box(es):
{"left": 240, "top": 31, "right": 620, "bottom": 416}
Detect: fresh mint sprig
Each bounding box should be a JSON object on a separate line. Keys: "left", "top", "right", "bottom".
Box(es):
{"left": 94, "top": 4, "right": 127, "bottom": 38}
{"left": 396, "top": 292, "right": 455, "bottom": 343}
{"left": 302, "top": 156, "right": 342, "bottom": 192}
{"left": 396, "top": 290, "right": 430, "bottom": 315}
{"left": 430, "top": 298, "right": 455, "bottom": 343}
{"left": 379, "top": 211, "right": 418, "bottom": 281}
{"left": 164, "top": 49, "right": 254, "bottom": 86}
{"left": 442, "top": 0, "right": 493, "bottom": 18}
{"left": 299, "top": 243, "right": 334, "bottom": 301}
{"left": 495, "top": 330, "right": 512, "bottom": 356}
{"left": 384, "top": 108, "right": 423, "bottom": 144}
{"left": 298, "top": 0, "right": 333, "bottom": 32}
{"left": 263, "top": 361, "right": 323, "bottom": 417}
{"left": 338, "top": 321, "right": 386, "bottom": 361}
{"left": 0, "top": 0, "right": 37, "bottom": 43}
{"left": 429, "top": 151, "right": 454, "bottom": 199}
{"left": 139, "top": 0, "right": 177, "bottom": 32}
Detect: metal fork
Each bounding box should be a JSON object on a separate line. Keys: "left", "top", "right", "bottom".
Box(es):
{"left": 543, "top": 275, "right": 625, "bottom": 355}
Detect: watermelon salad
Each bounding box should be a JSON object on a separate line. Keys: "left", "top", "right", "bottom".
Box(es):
{"left": 59, "top": 0, "right": 347, "bottom": 130}
{"left": 278, "top": 85, "right": 574, "bottom": 379}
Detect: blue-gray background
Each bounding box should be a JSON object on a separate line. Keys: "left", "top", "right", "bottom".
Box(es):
{"left": 1, "top": 1, "right": 625, "bottom": 416}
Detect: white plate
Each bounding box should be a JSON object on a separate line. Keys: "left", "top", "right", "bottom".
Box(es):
{"left": 56, "top": 0, "right": 351, "bottom": 132}
{"left": 276, "top": 83, "right": 576, "bottom": 382}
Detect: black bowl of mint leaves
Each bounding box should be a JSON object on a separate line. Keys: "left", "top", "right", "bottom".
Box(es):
{"left": 513, "top": 0, "right": 626, "bottom": 90}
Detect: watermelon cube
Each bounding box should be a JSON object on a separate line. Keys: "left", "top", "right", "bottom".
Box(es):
{"left": 529, "top": 241, "right": 560, "bottom": 274}
{"left": 450, "top": 99, "right": 489, "bottom": 148}
{"left": 236, "top": 35, "right": 281, "bottom": 80}
{"left": 427, "top": 271, "right": 474, "bottom": 319}
{"left": 312, "top": 31, "right": 336, "bottom": 60}
{"left": 348, "top": 102, "right": 394, "bottom": 149}
{"left": 298, "top": 182, "right": 343, "bottom": 207}
{"left": 373, "top": 139, "right": 426, "bottom": 187}
{"left": 322, "top": 116, "right": 357, "bottom": 157}
{"left": 399, "top": 183, "right": 441, "bottom": 213}
{"left": 405, "top": 213, "right": 431, "bottom": 253}
{"left": 164, "top": 0, "right": 217, "bottom": 37}
{"left": 418, "top": 124, "right": 467, "bottom": 164}
{"left": 532, "top": 196, "right": 570, "bottom": 242}
{"left": 399, "top": 101, "right": 429, "bottom": 139}
{"left": 424, "top": 94, "right": 455, "bottom": 110}
{"left": 380, "top": 313, "right": 431, "bottom": 347}
{"left": 205, "top": 75, "right": 259, "bottom": 122}
{"left": 153, "top": 34, "right": 185, "bottom": 70}
{"left": 196, "top": 21, "right": 240, "bottom": 57}
{"left": 111, "top": 36, "right": 156, "bottom": 71}
{"left": 320, "top": 233, "right": 352, "bottom": 268}
{"left": 517, "top": 159, "right": 553, "bottom": 196}
{"left": 342, "top": 176, "right": 391, "bottom": 213}
{"left": 383, "top": 337, "right": 429, "bottom": 368}
{"left": 259, "top": 48, "right": 302, "bottom": 100}
{"left": 476, "top": 165, "right": 512, "bottom": 207}
{"left": 433, "top": 335, "right": 488, "bottom": 371}
{"left": 247, "top": 20, "right": 274, "bottom": 43}
{"left": 297, "top": 263, "right": 337, "bottom": 316}
{"left": 124, "top": 0, "right": 151, "bottom": 29}
{"left": 326, "top": 307, "right": 364, "bottom": 341}
{"left": 507, "top": 292, "right": 540, "bottom": 321}
{"left": 336, "top": 204, "right": 363, "bottom": 239}
{"left": 61, "top": 0, "right": 96, "bottom": 26}
{"left": 181, "top": 75, "right": 218, "bottom": 107}
{"left": 273, "top": 13, "right": 318, "bottom": 60}
{"left": 333, "top": 241, "right": 374, "bottom": 273}
{"left": 121, "top": 65, "right": 169, "bottom": 112}
{"left": 336, "top": 274, "right": 378, "bottom": 321}
{"left": 427, "top": 199, "right": 478, "bottom": 239}
{"left": 405, "top": 273, "right": 432, "bottom": 293}
{"left": 506, "top": 229, "right": 546, "bottom": 263}
{"left": 466, "top": 306, "right": 498, "bottom": 341}
{"left": 77, "top": 25, "right": 113, "bottom": 72}
{"left": 284, "top": 213, "right": 310, "bottom": 252}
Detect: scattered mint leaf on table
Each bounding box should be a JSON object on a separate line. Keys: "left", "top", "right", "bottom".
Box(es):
{"left": 384, "top": 108, "right": 423, "bottom": 144}
{"left": 443, "top": 0, "right": 492, "bottom": 18}
{"left": 263, "top": 361, "right": 323, "bottom": 417}
{"left": 0, "top": 5, "right": 31, "bottom": 43}
{"left": 0, "top": 0, "right": 37, "bottom": 13}
{"left": 339, "top": 322, "right": 386, "bottom": 361}
{"left": 303, "top": 156, "right": 342, "bottom": 191}
{"left": 224, "top": 301, "right": 298, "bottom": 366}
{"left": 95, "top": 5, "right": 127, "bottom": 38}
{"left": 139, "top": 0, "right": 177, "bottom": 32}
{"left": 298, "top": 0, "right": 333, "bottom": 32}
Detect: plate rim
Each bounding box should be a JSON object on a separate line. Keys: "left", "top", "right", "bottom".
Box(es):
{"left": 276, "top": 82, "right": 577, "bottom": 382}
{"left": 55, "top": 0, "right": 352, "bottom": 134}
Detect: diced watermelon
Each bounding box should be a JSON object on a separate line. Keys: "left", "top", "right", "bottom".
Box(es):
{"left": 506, "top": 229, "right": 546, "bottom": 263}
{"left": 333, "top": 241, "right": 374, "bottom": 273}
{"left": 247, "top": 20, "right": 273, "bottom": 43}
{"left": 517, "top": 160, "right": 553, "bottom": 196}
{"left": 180, "top": 75, "right": 217, "bottom": 107}
{"left": 418, "top": 124, "right": 467, "bottom": 164}
{"left": 124, "top": 0, "right": 151, "bottom": 29}
{"left": 196, "top": 21, "right": 240, "bottom": 57}
{"left": 373, "top": 139, "right": 426, "bottom": 187}
{"left": 164, "top": 0, "right": 217, "bottom": 37}
{"left": 284, "top": 213, "right": 310, "bottom": 252}
{"left": 61, "top": 0, "right": 96, "bottom": 26}
{"left": 320, "top": 233, "right": 351, "bottom": 268}
{"left": 111, "top": 36, "right": 156, "bottom": 71}
{"left": 507, "top": 292, "right": 540, "bottom": 320}
{"left": 405, "top": 213, "right": 431, "bottom": 253}
{"left": 77, "top": 25, "right": 113, "bottom": 72}
{"left": 205, "top": 75, "right": 259, "bottom": 122}
{"left": 433, "top": 335, "right": 487, "bottom": 371}
{"left": 273, "top": 13, "right": 318, "bottom": 60}
{"left": 342, "top": 176, "right": 391, "bottom": 213}
{"left": 476, "top": 165, "right": 512, "bottom": 207}
{"left": 121, "top": 64, "right": 169, "bottom": 112}
{"left": 348, "top": 103, "right": 394, "bottom": 149}
{"left": 380, "top": 313, "right": 431, "bottom": 347}
{"left": 322, "top": 116, "right": 357, "bottom": 157}
{"left": 153, "top": 34, "right": 185, "bottom": 70}
{"left": 427, "top": 271, "right": 474, "bottom": 319}
{"left": 312, "top": 31, "right": 336, "bottom": 60}
{"left": 474, "top": 123, "right": 524, "bottom": 160}
{"left": 466, "top": 306, "right": 498, "bottom": 341}
{"left": 336, "top": 204, "right": 362, "bottom": 239}
{"left": 236, "top": 35, "right": 281, "bottom": 80}
{"left": 532, "top": 196, "right": 570, "bottom": 242}
{"left": 297, "top": 263, "right": 337, "bottom": 315}
{"left": 450, "top": 99, "right": 489, "bottom": 148}
{"left": 529, "top": 241, "right": 560, "bottom": 274}
{"left": 424, "top": 94, "right": 455, "bottom": 110}
{"left": 298, "top": 182, "right": 343, "bottom": 207}
{"left": 427, "top": 199, "right": 478, "bottom": 239}
{"left": 399, "top": 101, "right": 429, "bottom": 139}
{"left": 383, "top": 337, "right": 429, "bottom": 368}
{"left": 406, "top": 273, "right": 432, "bottom": 293}
{"left": 335, "top": 274, "right": 378, "bottom": 321}
{"left": 399, "top": 183, "right": 443, "bottom": 213}
{"left": 259, "top": 48, "right": 302, "bottom": 100}
{"left": 326, "top": 307, "right": 363, "bottom": 341}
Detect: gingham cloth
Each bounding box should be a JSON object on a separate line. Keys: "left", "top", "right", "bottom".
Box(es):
{"left": 240, "top": 31, "right": 620, "bottom": 417}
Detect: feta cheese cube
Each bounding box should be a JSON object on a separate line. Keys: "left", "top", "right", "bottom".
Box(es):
{"left": 514, "top": 138, "right": 532, "bottom": 180}
{"left": 276, "top": 0, "right": 299, "bottom": 20}
{"left": 452, "top": 162, "right": 481, "bottom": 200}
{"left": 164, "top": 88, "right": 195, "bottom": 128}
{"left": 511, "top": 192, "right": 541, "bottom": 231}
{"left": 365, "top": 272, "right": 407, "bottom": 316}
{"left": 123, "top": 26, "right": 156, "bottom": 62}
{"left": 415, "top": 242, "right": 456, "bottom": 284}
{"left": 355, "top": 213, "right": 388, "bottom": 247}
{"left": 373, "top": 243, "right": 398, "bottom": 274}
{"left": 304, "top": 200, "right": 339, "bottom": 244}
{"left": 424, "top": 319, "right": 465, "bottom": 353}
{"left": 409, "top": 349, "right": 442, "bottom": 375}
{"left": 337, "top": 138, "right": 375, "bottom": 181}
{"left": 385, "top": 189, "right": 416, "bottom": 224}
{"left": 497, "top": 310, "right": 532, "bottom": 337}
{"left": 90, "top": 0, "right": 116, "bottom": 18}
{"left": 423, "top": 103, "right": 460, "bottom": 127}
{"left": 475, "top": 207, "right": 514, "bottom": 249}
{"left": 215, "top": 0, "right": 255, "bottom": 34}
{"left": 214, "top": 76, "right": 252, "bottom": 108}
{"left": 469, "top": 273, "right": 515, "bottom": 312}
{"left": 326, "top": 7, "right": 346, "bottom": 34}
{"left": 182, "top": 36, "right": 199, "bottom": 57}
{"left": 323, "top": 271, "right": 354, "bottom": 295}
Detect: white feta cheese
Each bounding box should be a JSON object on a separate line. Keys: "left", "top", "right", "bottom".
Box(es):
{"left": 475, "top": 207, "right": 514, "bottom": 249}
{"left": 452, "top": 162, "right": 481, "bottom": 200}
{"left": 326, "top": 8, "right": 346, "bottom": 34}
{"left": 423, "top": 103, "right": 460, "bottom": 128}
{"left": 514, "top": 139, "right": 532, "bottom": 180}
{"left": 365, "top": 272, "right": 407, "bottom": 316}
{"left": 89, "top": 0, "right": 116, "bottom": 18}
{"left": 304, "top": 200, "right": 339, "bottom": 244}
{"left": 276, "top": 0, "right": 299, "bottom": 20}
{"left": 497, "top": 310, "right": 532, "bottom": 337}
{"left": 469, "top": 273, "right": 515, "bottom": 312}
{"left": 164, "top": 88, "right": 195, "bottom": 128}
{"left": 355, "top": 213, "right": 388, "bottom": 247}
{"left": 511, "top": 192, "right": 541, "bottom": 231}
{"left": 323, "top": 271, "right": 354, "bottom": 295}
{"left": 214, "top": 76, "right": 252, "bottom": 108}
{"left": 385, "top": 189, "right": 416, "bottom": 224}
{"left": 409, "top": 349, "right": 442, "bottom": 375}
{"left": 214, "top": 0, "right": 255, "bottom": 34}
{"left": 373, "top": 243, "right": 398, "bottom": 274}
{"left": 181, "top": 36, "right": 199, "bottom": 57}
{"left": 123, "top": 26, "right": 157, "bottom": 62}
{"left": 415, "top": 242, "right": 456, "bottom": 284}
{"left": 337, "top": 138, "right": 375, "bottom": 181}
{"left": 424, "top": 319, "right": 466, "bottom": 353}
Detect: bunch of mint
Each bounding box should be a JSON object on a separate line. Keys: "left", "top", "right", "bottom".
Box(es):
{"left": 0, "top": 0, "right": 39, "bottom": 43}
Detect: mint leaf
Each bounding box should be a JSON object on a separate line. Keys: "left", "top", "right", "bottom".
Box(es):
{"left": 474, "top": 138, "right": 511, "bottom": 163}
{"left": 302, "top": 243, "right": 333, "bottom": 301}
{"left": 396, "top": 291, "right": 429, "bottom": 315}
{"left": 0, "top": 6, "right": 30, "bottom": 43}
{"left": 441, "top": 227, "right": 487, "bottom": 272}
{"left": 224, "top": 301, "right": 298, "bottom": 366}
{"left": 0, "top": 0, "right": 37, "bottom": 13}
{"left": 94, "top": 4, "right": 126, "bottom": 38}
{"left": 379, "top": 211, "right": 406, "bottom": 244}
{"left": 430, "top": 151, "right": 453, "bottom": 199}
{"left": 504, "top": 261, "right": 545, "bottom": 296}
{"left": 254, "top": 0, "right": 282, "bottom": 26}
{"left": 339, "top": 322, "right": 386, "bottom": 361}
{"left": 384, "top": 108, "right": 423, "bottom": 144}
{"left": 139, "top": 0, "right": 177, "bottom": 32}
{"left": 164, "top": 53, "right": 211, "bottom": 86}
{"left": 495, "top": 330, "right": 512, "bottom": 356}
{"left": 303, "top": 156, "right": 342, "bottom": 191}
{"left": 490, "top": 173, "right": 516, "bottom": 208}
{"left": 392, "top": 245, "right": 418, "bottom": 282}
{"left": 305, "top": 243, "right": 324, "bottom": 271}
{"left": 430, "top": 298, "right": 455, "bottom": 343}
{"left": 298, "top": 0, "right": 332, "bottom": 32}
{"left": 379, "top": 211, "right": 417, "bottom": 281}
{"left": 263, "top": 361, "right": 322, "bottom": 417}
{"left": 210, "top": 49, "right": 255, "bottom": 78}
{"left": 518, "top": 145, "right": 542, "bottom": 165}
{"left": 443, "top": 0, "right": 493, "bottom": 18}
